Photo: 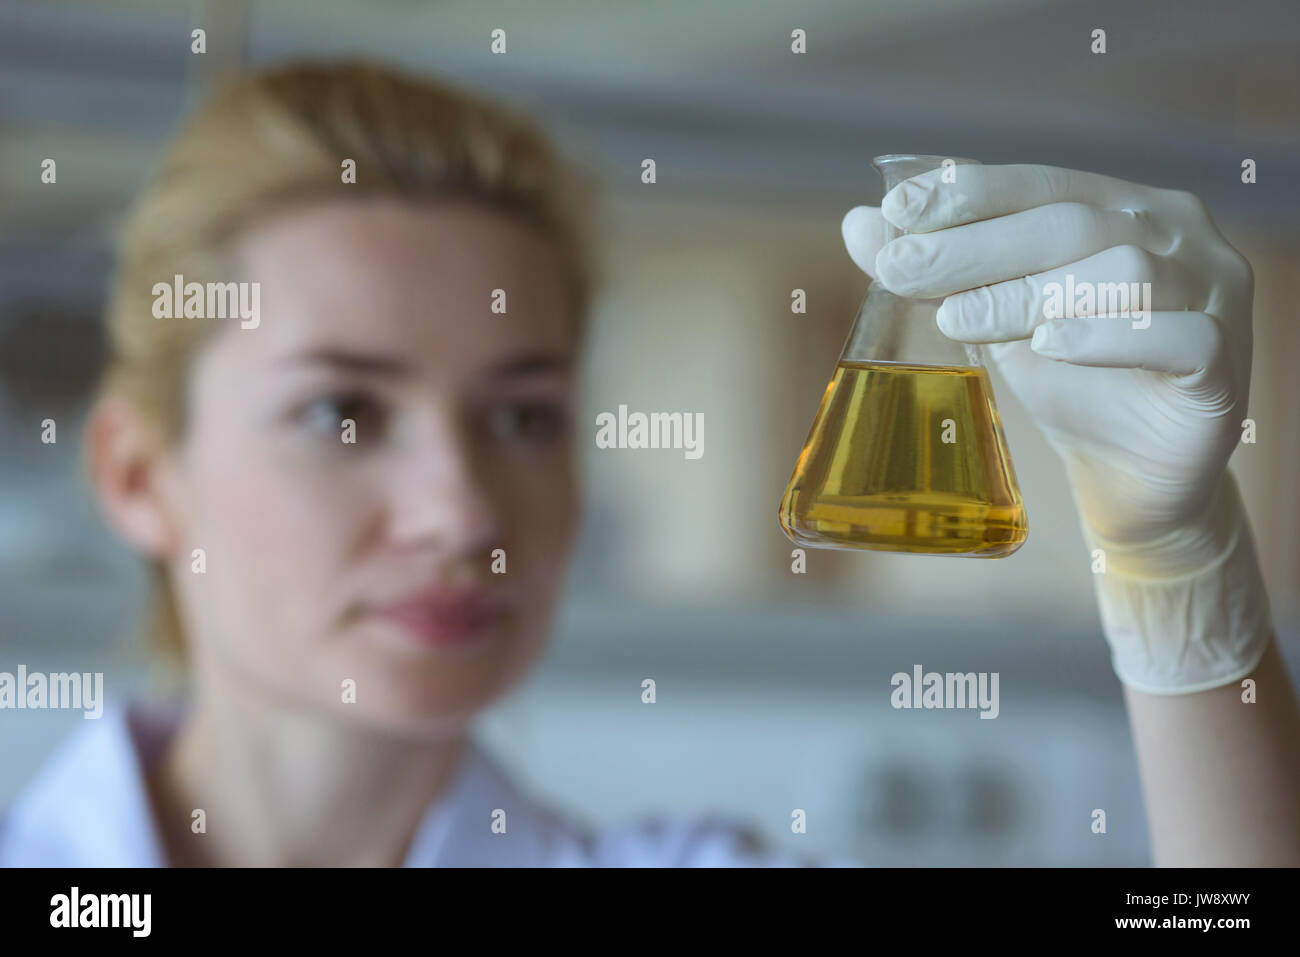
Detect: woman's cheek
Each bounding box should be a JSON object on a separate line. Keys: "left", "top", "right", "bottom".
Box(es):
{"left": 186, "top": 440, "right": 366, "bottom": 627}
{"left": 511, "top": 461, "right": 578, "bottom": 577}
{"left": 197, "top": 446, "right": 306, "bottom": 551}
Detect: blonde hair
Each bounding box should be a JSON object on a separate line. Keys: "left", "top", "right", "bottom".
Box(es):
{"left": 99, "top": 59, "right": 599, "bottom": 660}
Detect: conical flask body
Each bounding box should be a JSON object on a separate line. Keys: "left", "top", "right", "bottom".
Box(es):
{"left": 778, "top": 155, "right": 1027, "bottom": 557}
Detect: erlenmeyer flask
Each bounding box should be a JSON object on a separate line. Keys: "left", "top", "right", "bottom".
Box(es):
{"left": 778, "top": 154, "right": 1028, "bottom": 558}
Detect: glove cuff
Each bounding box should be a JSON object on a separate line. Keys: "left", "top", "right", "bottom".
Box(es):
{"left": 1083, "top": 472, "right": 1273, "bottom": 695}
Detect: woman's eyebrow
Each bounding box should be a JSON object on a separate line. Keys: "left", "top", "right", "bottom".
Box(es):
{"left": 483, "top": 353, "right": 572, "bottom": 378}
{"left": 274, "top": 349, "right": 570, "bottom": 378}
{"left": 277, "top": 348, "right": 414, "bottom": 376}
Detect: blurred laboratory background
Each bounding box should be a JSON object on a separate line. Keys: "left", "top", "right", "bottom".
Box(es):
{"left": 2, "top": 0, "right": 1298, "bottom": 866}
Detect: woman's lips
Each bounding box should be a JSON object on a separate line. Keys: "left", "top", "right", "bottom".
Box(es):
{"left": 370, "top": 590, "right": 509, "bottom": 648}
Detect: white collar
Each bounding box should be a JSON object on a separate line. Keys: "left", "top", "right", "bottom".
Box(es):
{"left": 1, "top": 697, "right": 588, "bottom": 867}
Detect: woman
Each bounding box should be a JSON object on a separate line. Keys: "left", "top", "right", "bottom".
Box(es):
{"left": 1, "top": 60, "right": 1296, "bottom": 867}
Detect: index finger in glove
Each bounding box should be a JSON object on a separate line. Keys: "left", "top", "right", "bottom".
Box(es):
{"left": 842, "top": 205, "right": 889, "bottom": 279}
{"left": 876, "top": 201, "right": 1167, "bottom": 300}
{"left": 883, "top": 163, "right": 1147, "bottom": 234}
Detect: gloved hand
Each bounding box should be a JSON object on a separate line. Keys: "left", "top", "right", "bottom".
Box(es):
{"left": 841, "top": 163, "right": 1272, "bottom": 695}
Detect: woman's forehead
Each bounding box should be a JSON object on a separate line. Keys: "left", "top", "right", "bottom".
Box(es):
{"left": 204, "top": 200, "right": 577, "bottom": 379}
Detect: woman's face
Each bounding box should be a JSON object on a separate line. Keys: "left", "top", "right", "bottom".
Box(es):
{"left": 163, "top": 197, "right": 581, "bottom": 734}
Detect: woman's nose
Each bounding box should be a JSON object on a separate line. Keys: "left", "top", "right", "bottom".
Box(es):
{"left": 386, "top": 417, "right": 503, "bottom": 555}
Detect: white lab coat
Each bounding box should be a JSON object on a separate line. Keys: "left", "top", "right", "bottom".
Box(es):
{"left": 0, "top": 698, "right": 860, "bottom": 867}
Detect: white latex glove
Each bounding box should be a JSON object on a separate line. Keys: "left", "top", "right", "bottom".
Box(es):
{"left": 841, "top": 163, "right": 1272, "bottom": 695}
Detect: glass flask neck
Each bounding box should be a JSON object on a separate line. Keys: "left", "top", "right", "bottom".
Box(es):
{"left": 837, "top": 152, "right": 988, "bottom": 369}
{"left": 872, "top": 154, "right": 981, "bottom": 240}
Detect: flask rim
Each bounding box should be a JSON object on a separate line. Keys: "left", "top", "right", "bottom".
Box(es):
{"left": 872, "top": 153, "right": 981, "bottom": 167}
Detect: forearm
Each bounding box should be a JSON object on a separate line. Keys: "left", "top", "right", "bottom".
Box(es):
{"left": 1124, "top": 637, "right": 1300, "bottom": 866}
{"left": 1080, "top": 470, "right": 1300, "bottom": 863}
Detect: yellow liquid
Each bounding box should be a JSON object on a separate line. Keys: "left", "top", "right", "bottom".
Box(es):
{"left": 778, "top": 361, "right": 1027, "bottom": 557}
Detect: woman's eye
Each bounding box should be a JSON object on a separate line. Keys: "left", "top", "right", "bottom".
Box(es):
{"left": 296, "top": 393, "right": 385, "bottom": 441}
{"left": 487, "top": 401, "right": 569, "bottom": 443}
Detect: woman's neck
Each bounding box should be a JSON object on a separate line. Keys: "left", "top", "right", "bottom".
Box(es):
{"left": 146, "top": 670, "right": 469, "bottom": 867}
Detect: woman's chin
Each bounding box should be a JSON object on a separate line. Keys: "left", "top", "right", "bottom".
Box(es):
{"left": 317, "top": 619, "right": 541, "bottom": 734}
